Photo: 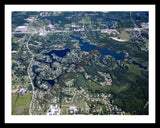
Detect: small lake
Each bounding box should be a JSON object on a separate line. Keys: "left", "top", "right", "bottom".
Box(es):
{"left": 138, "top": 13, "right": 148, "bottom": 17}
{"left": 43, "top": 49, "right": 70, "bottom": 68}
{"left": 132, "top": 61, "right": 147, "bottom": 70}
{"left": 70, "top": 35, "right": 147, "bottom": 70}
{"left": 44, "top": 49, "right": 70, "bottom": 58}
{"left": 101, "top": 18, "right": 116, "bottom": 25}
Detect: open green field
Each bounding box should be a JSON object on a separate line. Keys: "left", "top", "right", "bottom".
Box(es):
{"left": 117, "top": 30, "right": 131, "bottom": 41}
{"left": 12, "top": 93, "right": 32, "bottom": 115}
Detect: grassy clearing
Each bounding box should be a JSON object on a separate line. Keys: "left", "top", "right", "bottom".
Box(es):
{"left": 117, "top": 30, "right": 131, "bottom": 41}
{"left": 12, "top": 93, "right": 32, "bottom": 115}
{"left": 116, "top": 83, "right": 130, "bottom": 93}
{"left": 79, "top": 16, "right": 91, "bottom": 24}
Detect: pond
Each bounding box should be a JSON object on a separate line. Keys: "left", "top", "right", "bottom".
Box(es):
{"left": 32, "top": 65, "right": 40, "bottom": 89}
{"left": 101, "top": 18, "right": 116, "bottom": 25}
{"left": 132, "top": 61, "right": 147, "bottom": 70}
{"left": 138, "top": 13, "right": 148, "bottom": 17}
{"left": 44, "top": 49, "right": 71, "bottom": 58}
{"left": 42, "top": 79, "right": 55, "bottom": 86}
{"left": 43, "top": 49, "right": 70, "bottom": 68}
{"left": 47, "top": 40, "right": 51, "bottom": 43}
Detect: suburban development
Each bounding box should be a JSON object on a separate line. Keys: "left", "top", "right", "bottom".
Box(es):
{"left": 12, "top": 11, "right": 149, "bottom": 115}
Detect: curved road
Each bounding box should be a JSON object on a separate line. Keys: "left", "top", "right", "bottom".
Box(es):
{"left": 25, "top": 34, "right": 35, "bottom": 115}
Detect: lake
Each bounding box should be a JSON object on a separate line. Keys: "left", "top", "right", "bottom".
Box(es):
{"left": 70, "top": 35, "right": 125, "bottom": 60}
{"left": 70, "top": 35, "right": 147, "bottom": 70}
{"left": 32, "top": 35, "right": 147, "bottom": 88}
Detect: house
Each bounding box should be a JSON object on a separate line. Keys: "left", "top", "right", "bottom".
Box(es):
{"left": 47, "top": 104, "right": 60, "bottom": 115}
{"left": 69, "top": 106, "right": 78, "bottom": 114}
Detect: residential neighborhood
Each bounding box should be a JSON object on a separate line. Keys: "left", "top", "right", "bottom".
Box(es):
{"left": 12, "top": 11, "right": 149, "bottom": 115}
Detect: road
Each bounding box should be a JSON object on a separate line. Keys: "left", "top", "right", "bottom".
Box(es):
{"left": 12, "top": 32, "right": 38, "bottom": 35}
{"left": 25, "top": 34, "right": 35, "bottom": 115}
{"left": 130, "top": 12, "right": 148, "bottom": 43}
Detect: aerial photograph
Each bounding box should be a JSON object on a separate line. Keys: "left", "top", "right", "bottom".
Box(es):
{"left": 11, "top": 11, "right": 149, "bottom": 115}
